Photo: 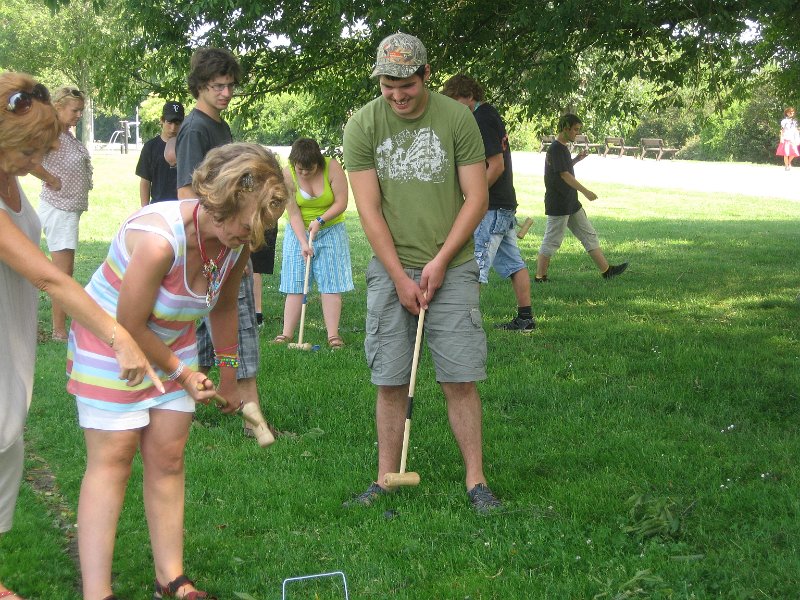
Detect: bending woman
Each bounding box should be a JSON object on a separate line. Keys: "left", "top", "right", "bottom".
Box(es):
{"left": 67, "top": 143, "right": 287, "bottom": 600}
{"left": 0, "top": 72, "right": 157, "bottom": 600}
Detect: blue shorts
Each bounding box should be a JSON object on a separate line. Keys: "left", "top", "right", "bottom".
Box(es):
{"left": 279, "top": 222, "right": 354, "bottom": 294}
{"left": 364, "top": 258, "right": 487, "bottom": 385}
{"left": 473, "top": 209, "right": 527, "bottom": 283}
{"left": 197, "top": 269, "right": 259, "bottom": 379}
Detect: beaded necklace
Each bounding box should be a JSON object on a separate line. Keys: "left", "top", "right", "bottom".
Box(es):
{"left": 193, "top": 202, "right": 230, "bottom": 307}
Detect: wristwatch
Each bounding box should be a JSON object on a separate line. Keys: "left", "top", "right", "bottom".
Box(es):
{"left": 316, "top": 216, "right": 325, "bottom": 226}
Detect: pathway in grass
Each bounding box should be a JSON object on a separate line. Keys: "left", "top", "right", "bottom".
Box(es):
{"left": 512, "top": 152, "right": 800, "bottom": 201}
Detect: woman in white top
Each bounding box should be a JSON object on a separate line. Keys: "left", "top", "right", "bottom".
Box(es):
{"left": 30, "top": 86, "right": 93, "bottom": 341}
{"left": 0, "top": 71, "right": 157, "bottom": 600}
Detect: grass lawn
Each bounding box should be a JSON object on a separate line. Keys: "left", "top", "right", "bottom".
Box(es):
{"left": 2, "top": 152, "right": 799, "bottom": 599}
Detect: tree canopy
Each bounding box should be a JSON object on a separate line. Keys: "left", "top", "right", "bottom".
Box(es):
{"left": 31, "top": 0, "right": 800, "bottom": 146}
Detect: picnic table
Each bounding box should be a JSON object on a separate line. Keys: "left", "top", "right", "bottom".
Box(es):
{"left": 539, "top": 135, "right": 556, "bottom": 152}
{"left": 574, "top": 134, "right": 604, "bottom": 154}
{"left": 603, "top": 136, "right": 639, "bottom": 157}
{"left": 639, "top": 138, "right": 680, "bottom": 160}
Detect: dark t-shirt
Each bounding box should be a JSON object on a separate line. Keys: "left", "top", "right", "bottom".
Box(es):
{"left": 135, "top": 136, "right": 178, "bottom": 203}
{"left": 473, "top": 103, "right": 516, "bottom": 210}
{"left": 176, "top": 108, "right": 232, "bottom": 189}
{"left": 544, "top": 139, "right": 581, "bottom": 216}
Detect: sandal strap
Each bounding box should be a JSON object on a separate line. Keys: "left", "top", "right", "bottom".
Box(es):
{"left": 155, "top": 575, "right": 215, "bottom": 599}
{"left": 0, "top": 592, "right": 17, "bottom": 599}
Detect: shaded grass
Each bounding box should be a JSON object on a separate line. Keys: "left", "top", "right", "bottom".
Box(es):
{"left": 4, "top": 154, "right": 799, "bottom": 599}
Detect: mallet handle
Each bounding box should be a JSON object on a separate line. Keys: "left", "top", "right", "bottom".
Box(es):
{"left": 296, "top": 231, "right": 315, "bottom": 346}
{"left": 399, "top": 306, "right": 425, "bottom": 475}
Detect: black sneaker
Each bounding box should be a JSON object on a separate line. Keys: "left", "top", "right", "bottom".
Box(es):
{"left": 602, "top": 262, "right": 628, "bottom": 279}
{"left": 342, "top": 482, "right": 388, "bottom": 508}
{"left": 256, "top": 312, "right": 264, "bottom": 327}
{"left": 534, "top": 275, "right": 548, "bottom": 283}
{"left": 494, "top": 316, "right": 536, "bottom": 331}
{"left": 467, "top": 483, "right": 502, "bottom": 514}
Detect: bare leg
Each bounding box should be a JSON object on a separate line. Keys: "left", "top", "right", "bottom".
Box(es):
{"left": 320, "top": 293, "right": 342, "bottom": 340}
{"left": 50, "top": 249, "right": 75, "bottom": 337}
{"left": 510, "top": 268, "right": 531, "bottom": 308}
{"left": 0, "top": 577, "right": 24, "bottom": 599}
{"left": 375, "top": 385, "right": 409, "bottom": 488}
{"left": 78, "top": 428, "right": 140, "bottom": 600}
{"left": 535, "top": 254, "right": 551, "bottom": 279}
{"left": 280, "top": 294, "right": 303, "bottom": 339}
{"left": 140, "top": 409, "right": 201, "bottom": 595}
{"left": 441, "top": 382, "right": 487, "bottom": 490}
{"left": 588, "top": 247, "right": 610, "bottom": 273}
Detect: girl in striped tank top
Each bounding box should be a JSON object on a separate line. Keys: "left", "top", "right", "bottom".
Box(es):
{"left": 67, "top": 143, "right": 287, "bottom": 600}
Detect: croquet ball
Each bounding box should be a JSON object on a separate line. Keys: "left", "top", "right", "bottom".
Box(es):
{"left": 311, "top": 345, "right": 320, "bottom": 351}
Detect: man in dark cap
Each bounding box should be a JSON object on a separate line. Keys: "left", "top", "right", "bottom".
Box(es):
{"left": 136, "top": 101, "right": 184, "bottom": 205}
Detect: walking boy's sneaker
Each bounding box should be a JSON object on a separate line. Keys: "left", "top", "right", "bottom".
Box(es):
{"left": 342, "top": 482, "right": 388, "bottom": 508}
{"left": 467, "top": 483, "right": 502, "bottom": 514}
{"left": 494, "top": 316, "right": 536, "bottom": 331}
{"left": 602, "top": 262, "right": 629, "bottom": 279}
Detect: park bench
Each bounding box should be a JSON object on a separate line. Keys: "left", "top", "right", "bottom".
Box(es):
{"left": 639, "top": 137, "right": 679, "bottom": 160}
{"left": 539, "top": 134, "right": 556, "bottom": 152}
{"left": 573, "top": 134, "right": 605, "bottom": 154}
{"left": 603, "top": 136, "right": 639, "bottom": 157}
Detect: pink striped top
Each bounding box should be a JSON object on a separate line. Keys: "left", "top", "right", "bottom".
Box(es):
{"left": 67, "top": 200, "right": 242, "bottom": 410}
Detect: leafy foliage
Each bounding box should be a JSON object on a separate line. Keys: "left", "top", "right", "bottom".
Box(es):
{"left": 28, "top": 0, "right": 800, "bottom": 152}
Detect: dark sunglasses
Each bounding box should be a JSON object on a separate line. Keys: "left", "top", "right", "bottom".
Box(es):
{"left": 6, "top": 83, "right": 51, "bottom": 114}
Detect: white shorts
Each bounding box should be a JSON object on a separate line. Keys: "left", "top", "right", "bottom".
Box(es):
{"left": 76, "top": 395, "right": 195, "bottom": 431}
{"left": 39, "top": 200, "right": 82, "bottom": 252}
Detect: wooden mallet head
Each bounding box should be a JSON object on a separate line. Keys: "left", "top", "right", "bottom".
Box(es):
{"left": 287, "top": 342, "right": 313, "bottom": 351}
{"left": 241, "top": 402, "right": 275, "bottom": 448}
{"left": 383, "top": 471, "right": 421, "bottom": 488}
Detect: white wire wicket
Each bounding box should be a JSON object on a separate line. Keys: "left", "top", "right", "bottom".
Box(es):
{"left": 281, "top": 570, "right": 350, "bottom": 599}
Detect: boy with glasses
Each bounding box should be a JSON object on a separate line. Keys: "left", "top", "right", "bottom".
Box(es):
{"left": 176, "top": 48, "right": 278, "bottom": 443}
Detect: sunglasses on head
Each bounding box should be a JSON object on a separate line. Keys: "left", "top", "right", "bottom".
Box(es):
{"left": 6, "top": 83, "right": 51, "bottom": 114}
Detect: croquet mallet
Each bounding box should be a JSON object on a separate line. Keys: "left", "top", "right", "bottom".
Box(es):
{"left": 198, "top": 382, "right": 274, "bottom": 448}
{"left": 288, "top": 231, "right": 315, "bottom": 351}
{"left": 382, "top": 305, "right": 426, "bottom": 488}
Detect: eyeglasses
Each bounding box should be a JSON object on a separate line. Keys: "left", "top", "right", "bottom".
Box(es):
{"left": 6, "top": 83, "right": 51, "bottom": 114}
{"left": 207, "top": 82, "right": 236, "bottom": 93}
{"left": 65, "top": 88, "right": 84, "bottom": 99}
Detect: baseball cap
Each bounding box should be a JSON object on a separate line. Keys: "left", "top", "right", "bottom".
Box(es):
{"left": 162, "top": 101, "right": 185, "bottom": 122}
{"left": 371, "top": 32, "right": 427, "bottom": 78}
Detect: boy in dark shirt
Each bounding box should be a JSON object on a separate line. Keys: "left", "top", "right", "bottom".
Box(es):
{"left": 136, "top": 101, "right": 184, "bottom": 205}
{"left": 536, "top": 113, "right": 628, "bottom": 281}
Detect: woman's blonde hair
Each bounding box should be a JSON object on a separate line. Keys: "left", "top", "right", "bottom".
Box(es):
{"left": 0, "top": 72, "right": 60, "bottom": 155}
{"left": 52, "top": 86, "right": 85, "bottom": 108}
{"left": 192, "top": 143, "right": 288, "bottom": 249}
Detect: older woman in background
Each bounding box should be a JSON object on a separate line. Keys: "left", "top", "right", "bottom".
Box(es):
{"left": 30, "top": 86, "right": 93, "bottom": 341}
{"left": 67, "top": 142, "right": 287, "bottom": 600}
{"left": 0, "top": 72, "right": 157, "bottom": 600}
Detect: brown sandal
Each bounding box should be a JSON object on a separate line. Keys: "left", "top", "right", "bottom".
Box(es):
{"left": 153, "top": 575, "right": 216, "bottom": 600}
{"left": 271, "top": 334, "right": 292, "bottom": 344}
{"left": 328, "top": 335, "right": 345, "bottom": 349}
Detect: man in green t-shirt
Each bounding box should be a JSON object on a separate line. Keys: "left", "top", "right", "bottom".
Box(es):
{"left": 342, "top": 32, "right": 501, "bottom": 513}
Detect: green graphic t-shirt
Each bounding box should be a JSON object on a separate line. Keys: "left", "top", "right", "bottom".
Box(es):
{"left": 343, "top": 91, "right": 485, "bottom": 269}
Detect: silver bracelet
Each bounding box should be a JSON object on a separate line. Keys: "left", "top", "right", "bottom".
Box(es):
{"left": 166, "top": 361, "right": 185, "bottom": 382}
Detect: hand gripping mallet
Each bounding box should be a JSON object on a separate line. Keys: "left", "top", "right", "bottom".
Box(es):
{"left": 198, "top": 383, "right": 275, "bottom": 448}
{"left": 382, "top": 305, "right": 426, "bottom": 489}
{"left": 288, "top": 230, "right": 315, "bottom": 351}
